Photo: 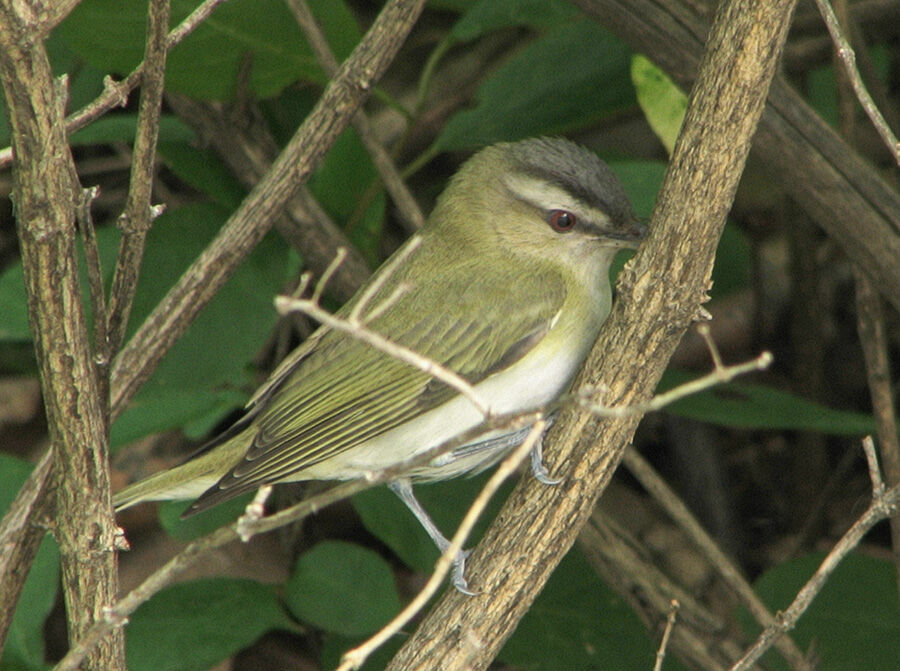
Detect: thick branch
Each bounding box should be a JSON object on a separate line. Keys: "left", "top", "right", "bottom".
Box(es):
{"left": 387, "top": 0, "right": 798, "bottom": 668}
{"left": 574, "top": 0, "right": 900, "bottom": 315}
{"left": 0, "top": 3, "right": 124, "bottom": 669}
{"left": 109, "top": 0, "right": 428, "bottom": 420}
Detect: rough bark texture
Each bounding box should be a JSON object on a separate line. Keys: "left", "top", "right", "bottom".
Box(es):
{"left": 0, "top": 3, "right": 125, "bottom": 669}
{"left": 387, "top": 0, "right": 799, "bottom": 668}
{"left": 575, "top": 0, "right": 900, "bottom": 314}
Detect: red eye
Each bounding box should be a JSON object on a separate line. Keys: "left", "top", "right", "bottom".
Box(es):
{"left": 549, "top": 209, "right": 577, "bottom": 232}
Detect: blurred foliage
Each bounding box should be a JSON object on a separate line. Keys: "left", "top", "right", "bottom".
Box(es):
{"left": 1, "top": 0, "right": 897, "bottom": 670}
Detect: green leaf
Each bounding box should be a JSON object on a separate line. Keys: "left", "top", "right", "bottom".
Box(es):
{"left": 609, "top": 160, "right": 750, "bottom": 296}
{"left": 449, "top": 0, "right": 578, "bottom": 42}
{"left": 435, "top": 20, "right": 634, "bottom": 150}
{"left": 631, "top": 54, "right": 687, "bottom": 155}
{"left": 500, "top": 550, "right": 657, "bottom": 670}
{"left": 59, "top": 0, "right": 360, "bottom": 100}
{"left": 157, "top": 142, "right": 247, "bottom": 211}
{"left": 284, "top": 541, "right": 400, "bottom": 637}
{"left": 110, "top": 202, "right": 298, "bottom": 448}
{"left": 660, "top": 371, "right": 876, "bottom": 435}
{"left": 308, "top": 128, "right": 384, "bottom": 266}
{"left": 0, "top": 263, "right": 30, "bottom": 342}
{"left": 69, "top": 115, "right": 194, "bottom": 146}
{"left": 157, "top": 492, "right": 255, "bottom": 542}
{"left": 353, "top": 473, "right": 514, "bottom": 574}
{"left": 126, "top": 578, "right": 292, "bottom": 671}
{"left": 0, "top": 455, "right": 61, "bottom": 671}
{"left": 740, "top": 553, "right": 900, "bottom": 671}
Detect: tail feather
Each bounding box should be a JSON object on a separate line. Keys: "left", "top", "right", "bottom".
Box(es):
{"left": 113, "top": 434, "right": 249, "bottom": 511}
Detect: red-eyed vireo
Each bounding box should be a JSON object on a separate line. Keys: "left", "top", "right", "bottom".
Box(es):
{"left": 114, "top": 137, "right": 644, "bottom": 593}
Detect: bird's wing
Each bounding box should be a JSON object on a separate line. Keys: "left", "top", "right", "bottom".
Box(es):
{"left": 190, "top": 263, "right": 566, "bottom": 510}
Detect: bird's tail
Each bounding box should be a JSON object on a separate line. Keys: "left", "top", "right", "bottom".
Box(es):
{"left": 113, "top": 433, "right": 249, "bottom": 511}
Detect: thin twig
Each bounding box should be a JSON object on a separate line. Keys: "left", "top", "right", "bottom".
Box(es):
{"left": 284, "top": 0, "right": 425, "bottom": 232}
{"left": 0, "top": 0, "right": 229, "bottom": 170}
{"left": 108, "top": 0, "right": 429, "bottom": 421}
{"left": 348, "top": 236, "right": 421, "bottom": 324}
{"left": 55, "top": 408, "right": 543, "bottom": 671}
{"left": 812, "top": 0, "right": 900, "bottom": 164}
{"left": 577, "top": 350, "right": 773, "bottom": 418}
{"left": 338, "top": 420, "right": 547, "bottom": 671}
{"left": 653, "top": 600, "right": 680, "bottom": 671}
{"left": 274, "top": 300, "right": 490, "bottom": 417}
{"left": 622, "top": 448, "right": 811, "bottom": 670}
{"left": 66, "top": 342, "right": 767, "bottom": 669}
{"left": 106, "top": 0, "right": 171, "bottom": 356}
{"left": 730, "top": 442, "right": 900, "bottom": 671}
{"left": 860, "top": 436, "right": 885, "bottom": 497}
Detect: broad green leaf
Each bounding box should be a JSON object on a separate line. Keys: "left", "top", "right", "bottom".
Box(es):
{"left": 0, "top": 264, "right": 30, "bottom": 342}
{"left": 110, "top": 202, "right": 298, "bottom": 448}
{"left": 631, "top": 54, "right": 687, "bottom": 155}
{"left": 449, "top": 0, "right": 578, "bottom": 42}
{"left": 435, "top": 20, "right": 634, "bottom": 150}
{"left": 69, "top": 115, "right": 194, "bottom": 146}
{"left": 308, "top": 128, "right": 384, "bottom": 266}
{"left": 157, "top": 142, "right": 247, "bottom": 211}
{"left": 661, "top": 371, "right": 876, "bottom": 435}
{"left": 126, "top": 578, "right": 292, "bottom": 671}
{"left": 741, "top": 553, "right": 900, "bottom": 671}
{"left": 285, "top": 541, "right": 400, "bottom": 637}
{"left": 0, "top": 455, "right": 60, "bottom": 671}
{"left": 60, "top": 0, "right": 360, "bottom": 100}
{"left": 499, "top": 550, "right": 658, "bottom": 670}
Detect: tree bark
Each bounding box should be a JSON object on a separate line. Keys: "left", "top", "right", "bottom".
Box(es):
{"left": 0, "top": 3, "right": 125, "bottom": 669}
{"left": 387, "top": 0, "right": 799, "bottom": 668}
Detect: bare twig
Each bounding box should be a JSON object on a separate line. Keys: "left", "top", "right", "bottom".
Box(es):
{"left": 731, "top": 475, "right": 900, "bottom": 670}
{"left": 54, "top": 408, "right": 542, "bottom": 671}
{"left": 106, "top": 0, "right": 171, "bottom": 356}
{"left": 622, "top": 448, "right": 811, "bottom": 669}
{"left": 577, "top": 349, "right": 772, "bottom": 418}
{"left": 109, "top": 0, "right": 429, "bottom": 421}
{"left": 0, "top": 449, "right": 53, "bottom": 652}
{"left": 65, "top": 339, "right": 766, "bottom": 669}
{"left": 274, "top": 280, "right": 491, "bottom": 418}
{"left": 812, "top": 0, "right": 900, "bottom": 164}
{"left": 338, "top": 421, "right": 547, "bottom": 671}
{"left": 347, "top": 236, "right": 420, "bottom": 324}
{"left": 860, "top": 436, "right": 885, "bottom": 497}
{"left": 653, "top": 600, "right": 680, "bottom": 671}
{"left": 387, "top": 1, "right": 799, "bottom": 667}
{"left": 0, "top": 0, "right": 230, "bottom": 170}
{"left": 0, "top": 0, "right": 125, "bottom": 666}
{"left": 285, "top": 0, "right": 425, "bottom": 232}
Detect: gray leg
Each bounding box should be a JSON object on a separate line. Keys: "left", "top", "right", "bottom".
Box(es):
{"left": 530, "top": 435, "right": 562, "bottom": 485}
{"left": 389, "top": 479, "right": 476, "bottom": 595}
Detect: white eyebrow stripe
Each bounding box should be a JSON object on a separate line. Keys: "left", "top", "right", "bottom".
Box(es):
{"left": 502, "top": 173, "right": 611, "bottom": 225}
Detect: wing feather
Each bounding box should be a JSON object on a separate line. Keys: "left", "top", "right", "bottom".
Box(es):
{"left": 191, "top": 250, "right": 567, "bottom": 510}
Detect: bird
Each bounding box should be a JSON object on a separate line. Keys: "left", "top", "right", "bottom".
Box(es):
{"left": 114, "top": 136, "right": 644, "bottom": 593}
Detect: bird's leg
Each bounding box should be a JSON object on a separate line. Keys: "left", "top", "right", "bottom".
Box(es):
{"left": 529, "top": 434, "right": 562, "bottom": 485}
{"left": 389, "top": 479, "right": 476, "bottom": 595}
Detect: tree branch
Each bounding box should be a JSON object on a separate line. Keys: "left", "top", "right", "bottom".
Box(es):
{"left": 573, "top": 0, "right": 900, "bottom": 316}
{"left": 108, "top": 0, "right": 428, "bottom": 421}
{"left": 386, "top": 0, "right": 798, "bottom": 668}
{"left": 0, "top": 3, "right": 125, "bottom": 668}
